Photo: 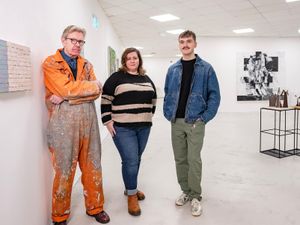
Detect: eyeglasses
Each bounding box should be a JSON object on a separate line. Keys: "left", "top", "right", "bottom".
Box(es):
{"left": 65, "top": 38, "right": 86, "bottom": 46}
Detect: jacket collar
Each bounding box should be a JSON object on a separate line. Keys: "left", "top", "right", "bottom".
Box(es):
{"left": 60, "top": 49, "right": 77, "bottom": 64}
{"left": 53, "top": 49, "right": 85, "bottom": 79}
{"left": 54, "top": 48, "right": 84, "bottom": 62}
{"left": 174, "top": 54, "right": 203, "bottom": 67}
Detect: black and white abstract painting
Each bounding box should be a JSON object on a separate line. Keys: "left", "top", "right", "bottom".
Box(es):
{"left": 237, "top": 51, "right": 285, "bottom": 101}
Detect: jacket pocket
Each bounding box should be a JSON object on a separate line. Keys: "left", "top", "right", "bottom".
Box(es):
{"left": 189, "top": 93, "right": 206, "bottom": 112}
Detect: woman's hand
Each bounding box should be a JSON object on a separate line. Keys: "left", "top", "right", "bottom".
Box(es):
{"left": 106, "top": 121, "right": 116, "bottom": 137}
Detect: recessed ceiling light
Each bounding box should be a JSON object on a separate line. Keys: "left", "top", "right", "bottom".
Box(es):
{"left": 298, "top": 29, "right": 300, "bottom": 33}
{"left": 233, "top": 28, "right": 254, "bottom": 34}
{"left": 142, "top": 54, "right": 155, "bottom": 57}
{"left": 150, "top": 14, "right": 180, "bottom": 22}
{"left": 133, "top": 46, "right": 144, "bottom": 50}
{"left": 286, "top": 0, "right": 300, "bottom": 2}
{"left": 166, "top": 29, "right": 185, "bottom": 34}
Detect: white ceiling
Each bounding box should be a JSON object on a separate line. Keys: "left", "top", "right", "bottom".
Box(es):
{"left": 97, "top": 0, "right": 300, "bottom": 57}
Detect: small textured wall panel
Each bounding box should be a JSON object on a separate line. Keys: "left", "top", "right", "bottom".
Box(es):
{"left": 0, "top": 39, "right": 31, "bottom": 93}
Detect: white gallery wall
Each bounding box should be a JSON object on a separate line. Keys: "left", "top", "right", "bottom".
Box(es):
{"left": 0, "top": 1, "right": 122, "bottom": 225}
{"left": 144, "top": 37, "right": 300, "bottom": 112}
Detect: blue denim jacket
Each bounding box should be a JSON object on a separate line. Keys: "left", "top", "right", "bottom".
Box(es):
{"left": 163, "top": 55, "right": 220, "bottom": 124}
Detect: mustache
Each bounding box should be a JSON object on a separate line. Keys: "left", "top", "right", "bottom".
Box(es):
{"left": 182, "top": 47, "right": 190, "bottom": 49}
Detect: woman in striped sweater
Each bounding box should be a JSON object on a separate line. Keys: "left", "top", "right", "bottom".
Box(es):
{"left": 101, "top": 48, "right": 156, "bottom": 216}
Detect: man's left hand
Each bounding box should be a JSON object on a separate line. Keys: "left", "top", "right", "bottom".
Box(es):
{"left": 50, "top": 95, "right": 64, "bottom": 105}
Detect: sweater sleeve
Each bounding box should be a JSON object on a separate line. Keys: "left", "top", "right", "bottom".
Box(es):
{"left": 149, "top": 77, "right": 157, "bottom": 114}
{"left": 101, "top": 73, "right": 117, "bottom": 124}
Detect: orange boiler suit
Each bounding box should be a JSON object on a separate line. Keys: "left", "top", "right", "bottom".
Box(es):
{"left": 43, "top": 49, "right": 104, "bottom": 222}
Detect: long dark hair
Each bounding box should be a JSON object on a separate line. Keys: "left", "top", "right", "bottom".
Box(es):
{"left": 118, "top": 47, "right": 146, "bottom": 75}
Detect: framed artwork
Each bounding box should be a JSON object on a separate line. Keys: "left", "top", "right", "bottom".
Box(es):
{"left": 108, "top": 46, "right": 117, "bottom": 75}
{"left": 236, "top": 51, "right": 285, "bottom": 101}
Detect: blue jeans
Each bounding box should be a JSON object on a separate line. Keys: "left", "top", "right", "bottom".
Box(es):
{"left": 112, "top": 125, "right": 151, "bottom": 195}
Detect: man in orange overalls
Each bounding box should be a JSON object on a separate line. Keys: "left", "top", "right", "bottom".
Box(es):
{"left": 43, "top": 25, "right": 110, "bottom": 225}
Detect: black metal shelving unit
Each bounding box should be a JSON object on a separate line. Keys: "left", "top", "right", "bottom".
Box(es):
{"left": 259, "top": 107, "right": 296, "bottom": 158}
{"left": 294, "top": 108, "right": 300, "bottom": 156}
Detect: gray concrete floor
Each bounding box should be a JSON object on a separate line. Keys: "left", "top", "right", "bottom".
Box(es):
{"left": 67, "top": 100, "right": 300, "bottom": 225}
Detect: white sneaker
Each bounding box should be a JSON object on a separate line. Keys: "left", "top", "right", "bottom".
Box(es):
{"left": 191, "top": 198, "right": 202, "bottom": 216}
{"left": 175, "top": 193, "right": 190, "bottom": 206}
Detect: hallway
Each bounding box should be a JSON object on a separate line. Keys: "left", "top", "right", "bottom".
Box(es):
{"left": 67, "top": 100, "right": 300, "bottom": 225}
{"left": 2, "top": 1, "right": 300, "bottom": 225}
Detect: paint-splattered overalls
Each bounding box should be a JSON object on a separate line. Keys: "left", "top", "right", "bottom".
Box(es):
{"left": 43, "top": 49, "right": 104, "bottom": 222}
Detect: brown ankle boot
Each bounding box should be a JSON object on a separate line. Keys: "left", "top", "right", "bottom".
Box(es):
{"left": 124, "top": 190, "right": 145, "bottom": 200}
{"left": 128, "top": 194, "right": 141, "bottom": 216}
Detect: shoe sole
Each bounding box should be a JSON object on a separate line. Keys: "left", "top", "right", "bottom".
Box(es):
{"left": 192, "top": 210, "right": 202, "bottom": 217}
{"left": 175, "top": 200, "right": 189, "bottom": 206}
{"left": 96, "top": 218, "right": 110, "bottom": 224}
{"left": 128, "top": 210, "right": 141, "bottom": 216}
{"left": 86, "top": 212, "right": 110, "bottom": 224}
{"left": 175, "top": 202, "right": 185, "bottom": 206}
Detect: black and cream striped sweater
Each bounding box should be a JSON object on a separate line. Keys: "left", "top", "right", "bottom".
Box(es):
{"left": 101, "top": 71, "right": 157, "bottom": 127}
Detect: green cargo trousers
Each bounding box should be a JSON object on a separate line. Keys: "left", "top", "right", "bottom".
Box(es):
{"left": 171, "top": 118, "right": 205, "bottom": 200}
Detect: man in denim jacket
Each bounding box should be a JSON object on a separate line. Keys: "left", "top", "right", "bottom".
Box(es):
{"left": 163, "top": 30, "right": 220, "bottom": 216}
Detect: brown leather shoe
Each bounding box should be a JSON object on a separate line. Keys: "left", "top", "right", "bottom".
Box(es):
{"left": 124, "top": 190, "right": 145, "bottom": 200}
{"left": 53, "top": 221, "right": 67, "bottom": 225}
{"left": 87, "top": 211, "right": 110, "bottom": 224}
{"left": 128, "top": 194, "right": 141, "bottom": 216}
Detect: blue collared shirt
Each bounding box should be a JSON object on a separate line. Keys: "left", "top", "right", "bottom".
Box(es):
{"left": 60, "top": 49, "right": 77, "bottom": 80}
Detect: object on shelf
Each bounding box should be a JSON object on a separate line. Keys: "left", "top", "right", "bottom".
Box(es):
{"left": 269, "top": 94, "right": 278, "bottom": 107}
{"left": 280, "top": 90, "right": 288, "bottom": 108}
{"left": 297, "top": 97, "right": 300, "bottom": 107}
{"left": 268, "top": 88, "right": 288, "bottom": 108}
